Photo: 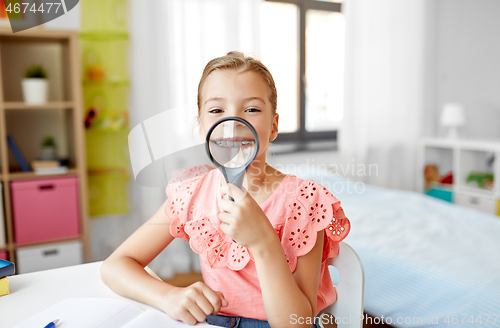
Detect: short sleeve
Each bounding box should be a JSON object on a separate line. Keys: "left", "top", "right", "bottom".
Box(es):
{"left": 281, "top": 180, "right": 350, "bottom": 272}
{"left": 168, "top": 164, "right": 213, "bottom": 184}
{"left": 164, "top": 165, "right": 212, "bottom": 241}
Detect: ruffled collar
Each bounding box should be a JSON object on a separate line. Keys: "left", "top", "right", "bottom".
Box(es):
{"left": 167, "top": 168, "right": 350, "bottom": 273}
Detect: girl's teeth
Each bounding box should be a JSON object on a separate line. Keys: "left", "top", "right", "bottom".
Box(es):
{"left": 215, "top": 140, "right": 255, "bottom": 147}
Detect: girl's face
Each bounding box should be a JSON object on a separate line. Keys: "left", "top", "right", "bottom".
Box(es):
{"left": 199, "top": 69, "right": 279, "bottom": 162}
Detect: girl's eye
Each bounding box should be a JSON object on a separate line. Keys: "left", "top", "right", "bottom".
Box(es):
{"left": 209, "top": 108, "right": 223, "bottom": 114}
{"left": 246, "top": 107, "right": 260, "bottom": 112}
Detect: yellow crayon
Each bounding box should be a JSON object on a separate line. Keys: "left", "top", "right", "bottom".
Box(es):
{"left": 0, "top": 277, "right": 9, "bottom": 296}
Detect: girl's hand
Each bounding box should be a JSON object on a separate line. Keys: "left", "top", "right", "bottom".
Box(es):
{"left": 159, "top": 281, "right": 228, "bottom": 325}
{"left": 218, "top": 183, "right": 277, "bottom": 251}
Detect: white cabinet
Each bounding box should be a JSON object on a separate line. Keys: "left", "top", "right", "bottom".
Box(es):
{"left": 15, "top": 240, "right": 83, "bottom": 274}
{"left": 419, "top": 138, "right": 500, "bottom": 216}
{"left": 454, "top": 193, "right": 497, "bottom": 214}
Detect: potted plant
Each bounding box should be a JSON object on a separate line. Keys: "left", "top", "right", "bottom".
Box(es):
{"left": 40, "top": 135, "right": 56, "bottom": 160}
{"left": 22, "top": 65, "right": 49, "bottom": 104}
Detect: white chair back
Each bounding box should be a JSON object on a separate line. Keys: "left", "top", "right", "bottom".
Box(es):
{"left": 319, "top": 242, "right": 364, "bottom": 328}
{"left": 145, "top": 266, "right": 162, "bottom": 281}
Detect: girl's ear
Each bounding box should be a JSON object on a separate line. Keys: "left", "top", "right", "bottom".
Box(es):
{"left": 195, "top": 117, "right": 204, "bottom": 138}
{"left": 269, "top": 113, "right": 279, "bottom": 141}
{"left": 194, "top": 118, "right": 207, "bottom": 143}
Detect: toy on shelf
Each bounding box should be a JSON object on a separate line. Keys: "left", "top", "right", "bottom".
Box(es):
{"left": 85, "top": 108, "right": 128, "bottom": 131}
{"left": 466, "top": 171, "right": 494, "bottom": 190}
{"left": 424, "top": 164, "right": 453, "bottom": 190}
{"left": 87, "top": 64, "right": 106, "bottom": 81}
{"left": 84, "top": 107, "right": 98, "bottom": 129}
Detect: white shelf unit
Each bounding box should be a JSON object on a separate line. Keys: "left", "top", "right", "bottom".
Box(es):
{"left": 419, "top": 138, "right": 500, "bottom": 216}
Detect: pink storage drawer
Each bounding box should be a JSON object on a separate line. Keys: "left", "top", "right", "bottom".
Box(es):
{"left": 11, "top": 176, "right": 80, "bottom": 245}
{"left": 0, "top": 250, "right": 7, "bottom": 260}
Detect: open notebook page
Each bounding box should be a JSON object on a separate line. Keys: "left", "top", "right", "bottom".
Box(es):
{"left": 13, "top": 298, "right": 221, "bottom": 328}
{"left": 13, "top": 298, "right": 143, "bottom": 328}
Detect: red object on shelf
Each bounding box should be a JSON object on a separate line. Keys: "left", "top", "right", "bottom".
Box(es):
{"left": 11, "top": 177, "right": 80, "bottom": 245}
{"left": 0, "top": 250, "right": 7, "bottom": 260}
{"left": 440, "top": 171, "right": 453, "bottom": 185}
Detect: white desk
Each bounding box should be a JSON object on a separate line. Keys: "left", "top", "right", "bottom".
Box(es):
{"left": 0, "top": 261, "right": 161, "bottom": 327}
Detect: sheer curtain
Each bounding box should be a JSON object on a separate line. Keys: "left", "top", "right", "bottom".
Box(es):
{"left": 339, "top": 0, "right": 428, "bottom": 191}
{"left": 127, "top": 0, "right": 261, "bottom": 278}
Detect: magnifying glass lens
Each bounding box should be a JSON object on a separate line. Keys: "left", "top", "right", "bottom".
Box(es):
{"left": 208, "top": 121, "right": 257, "bottom": 168}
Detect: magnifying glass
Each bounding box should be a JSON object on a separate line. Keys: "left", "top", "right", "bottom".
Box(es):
{"left": 206, "top": 117, "right": 260, "bottom": 201}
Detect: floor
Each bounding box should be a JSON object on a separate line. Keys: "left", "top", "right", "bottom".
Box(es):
{"left": 164, "top": 271, "right": 393, "bottom": 328}
{"left": 163, "top": 270, "right": 203, "bottom": 287}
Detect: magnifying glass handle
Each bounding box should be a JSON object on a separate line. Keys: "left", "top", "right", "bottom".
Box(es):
{"left": 224, "top": 170, "right": 244, "bottom": 241}
{"left": 226, "top": 168, "right": 246, "bottom": 191}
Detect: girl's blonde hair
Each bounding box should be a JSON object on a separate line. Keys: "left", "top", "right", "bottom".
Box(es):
{"left": 197, "top": 51, "right": 278, "bottom": 116}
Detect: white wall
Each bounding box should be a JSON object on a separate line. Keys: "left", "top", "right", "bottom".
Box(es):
{"left": 429, "top": 0, "right": 500, "bottom": 139}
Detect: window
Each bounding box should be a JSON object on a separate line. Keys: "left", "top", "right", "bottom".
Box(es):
{"left": 261, "top": 0, "right": 344, "bottom": 146}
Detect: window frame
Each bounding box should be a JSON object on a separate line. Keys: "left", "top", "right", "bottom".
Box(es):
{"left": 265, "top": 0, "right": 342, "bottom": 147}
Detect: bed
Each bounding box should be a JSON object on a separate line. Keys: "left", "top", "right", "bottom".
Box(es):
{"left": 284, "top": 168, "right": 500, "bottom": 328}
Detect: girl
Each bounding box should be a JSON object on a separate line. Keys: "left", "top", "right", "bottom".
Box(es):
{"left": 101, "top": 52, "right": 350, "bottom": 328}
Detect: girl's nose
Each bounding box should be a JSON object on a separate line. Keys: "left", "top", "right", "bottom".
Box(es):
{"left": 223, "top": 108, "right": 241, "bottom": 119}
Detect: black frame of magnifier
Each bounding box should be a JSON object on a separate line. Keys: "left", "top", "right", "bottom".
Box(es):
{"left": 205, "top": 117, "right": 260, "bottom": 189}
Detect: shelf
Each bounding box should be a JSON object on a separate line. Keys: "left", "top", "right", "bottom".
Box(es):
{"left": 0, "top": 28, "right": 89, "bottom": 270}
{"left": 420, "top": 138, "right": 500, "bottom": 209}
{"left": 2, "top": 101, "right": 74, "bottom": 110}
{"left": 458, "top": 141, "right": 500, "bottom": 152}
{"left": 422, "top": 138, "right": 459, "bottom": 149}
{"left": 83, "top": 79, "right": 130, "bottom": 86}
{"left": 13, "top": 236, "right": 83, "bottom": 249}
{"left": 455, "top": 186, "right": 496, "bottom": 198}
{"left": 7, "top": 169, "right": 79, "bottom": 181}
{"left": 0, "top": 28, "right": 76, "bottom": 42}
{"left": 422, "top": 138, "right": 500, "bottom": 151}
{"left": 0, "top": 243, "right": 15, "bottom": 252}
{"left": 79, "top": 31, "right": 129, "bottom": 40}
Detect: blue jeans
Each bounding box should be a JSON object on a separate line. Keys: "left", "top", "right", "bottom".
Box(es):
{"left": 206, "top": 314, "right": 321, "bottom": 328}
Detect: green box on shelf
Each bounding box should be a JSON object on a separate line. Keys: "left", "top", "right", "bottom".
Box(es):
{"left": 80, "top": 33, "right": 129, "bottom": 83}
{"left": 84, "top": 81, "right": 129, "bottom": 113}
{"left": 86, "top": 129, "right": 129, "bottom": 170}
{"left": 80, "top": 0, "right": 128, "bottom": 33}
{"left": 88, "top": 172, "right": 130, "bottom": 216}
{"left": 424, "top": 185, "right": 453, "bottom": 203}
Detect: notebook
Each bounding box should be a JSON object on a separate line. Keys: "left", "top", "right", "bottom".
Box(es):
{"left": 13, "top": 298, "right": 222, "bottom": 328}
{"left": 0, "top": 259, "right": 15, "bottom": 279}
